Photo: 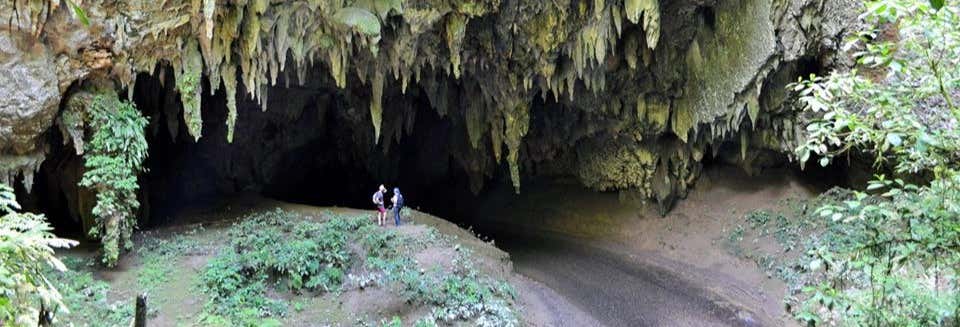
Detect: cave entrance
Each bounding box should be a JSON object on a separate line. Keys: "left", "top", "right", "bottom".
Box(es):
{"left": 129, "top": 69, "right": 495, "bottom": 229}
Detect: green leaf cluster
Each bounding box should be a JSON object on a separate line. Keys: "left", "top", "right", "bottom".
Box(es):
{"left": 79, "top": 95, "right": 149, "bottom": 267}
{"left": 198, "top": 209, "right": 362, "bottom": 325}
{"left": 0, "top": 184, "right": 78, "bottom": 326}
{"left": 791, "top": 0, "right": 960, "bottom": 325}
{"left": 367, "top": 248, "right": 519, "bottom": 326}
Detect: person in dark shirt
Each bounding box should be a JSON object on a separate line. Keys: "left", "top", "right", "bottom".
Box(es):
{"left": 390, "top": 187, "right": 404, "bottom": 226}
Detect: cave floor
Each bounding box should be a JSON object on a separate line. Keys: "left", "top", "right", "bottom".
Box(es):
{"left": 54, "top": 165, "right": 820, "bottom": 326}
{"left": 55, "top": 197, "right": 600, "bottom": 326}
{"left": 472, "top": 165, "right": 821, "bottom": 326}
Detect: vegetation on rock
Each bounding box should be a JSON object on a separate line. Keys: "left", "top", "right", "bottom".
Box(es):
{"left": 79, "top": 94, "right": 149, "bottom": 266}
{"left": 0, "top": 0, "right": 851, "bottom": 210}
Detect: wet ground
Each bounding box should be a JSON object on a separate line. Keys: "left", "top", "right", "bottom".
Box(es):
{"left": 492, "top": 230, "right": 760, "bottom": 327}
{"left": 471, "top": 165, "right": 820, "bottom": 327}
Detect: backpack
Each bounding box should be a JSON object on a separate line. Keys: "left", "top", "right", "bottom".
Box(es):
{"left": 395, "top": 193, "right": 404, "bottom": 208}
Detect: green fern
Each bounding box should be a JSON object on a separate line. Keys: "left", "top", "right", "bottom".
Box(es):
{"left": 79, "top": 95, "right": 149, "bottom": 267}
{"left": 0, "top": 184, "right": 78, "bottom": 325}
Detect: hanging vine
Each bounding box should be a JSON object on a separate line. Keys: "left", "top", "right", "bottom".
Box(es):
{"left": 78, "top": 93, "right": 149, "bottom": 267}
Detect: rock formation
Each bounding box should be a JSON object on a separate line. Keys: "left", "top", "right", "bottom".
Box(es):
{"left": 1, "top": 0, "right": 857, "bottom": 218}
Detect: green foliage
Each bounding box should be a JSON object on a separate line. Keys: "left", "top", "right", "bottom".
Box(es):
{"left": 0, "top": 184, "right": 78, "bottom": 326}
{"left": 791, "top": 1, "right": 960, "bottom": 324}
{"left": 79, "top": 95, "right": 149, "bottom": 267}
{"left": 227, "top": 209, "right": 354, "bottom": 291}
{"left": 368, "top": 249, "right": 519, "bottom": 326}
{"left": 381, "top": 316, "right": 402, "bottom": 327}
{"left": 136, "top": 232, "right": 199, "bottom": 294}
{"left": 196, "top": 208, "right": 519, "bottom": 325}
{"left": 65, "top": 0, "right": 90, "bottom": 26}
{"left": 359, "top": 224, "right": 404, "bottom": 258}
{"left": 47, "top": 257, "right": 133, "bottom": 326}
{"left": 198, "top": 250, "right": 287, "bottom": 326}
{"left": 198, "top": 209, "right": 368, "bottom": 324}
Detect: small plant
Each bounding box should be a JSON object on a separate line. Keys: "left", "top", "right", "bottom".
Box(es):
{"left": 360, "top": 224, "right": 404, "bottom": 258}
{"left": 0, "top": 183, "right": 78, "bottom": 325}
{"left": 47, "top": 258, "right": 133, "bottom": 326}
{"left": 198, "top": 250, "right": 287, "bottom": 325}
{"left": 368, "top": 248, "right": 519, "bottom": 326}
{"left": 381, "top": 316, "right": 402, "bottom": 327}
{"left": 198, "top": 209, "right": 376, "bottom": 324}
{"left": 136, "top": 233, "right": 199, "bottom": 294}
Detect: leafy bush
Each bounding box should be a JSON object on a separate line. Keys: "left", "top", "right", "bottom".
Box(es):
{"left": 0, "top": 184, "right": 78, "bottom": 325}
{"left": 199, "top": 250, "right": 287, "bottom": 326}
{"left": 791, "top": 0, "right": 960, "bottom": 324}
{"left": 227, "top": 209, "right": 354, "bottom": 291}
{"left": 198, "top": 209, "right": 369, "bottom": 324}
{"left": 79, "top": 94, "right": 149, "bottom": 266}
{"left": 198, "top": 208, "right": 520, "bottom": 326}
{"left": 369, "top": 248, "right": 519, "bottom": 327}
{"left": 359, "top": 224, "right": 404, "bottom": 258}
{"left": 47, "top": 257, "right": 133, "bottom": 326}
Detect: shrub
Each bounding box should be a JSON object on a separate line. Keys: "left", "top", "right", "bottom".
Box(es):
{"left": 198, "top": 209, "right": 370, "bottom": 324}
{"left": 359, "top": 224, "right": 403, "bottom": 258}
{"left": 791, "top": 0, "right": 960, "bottom": 324}
{"left": 0, "top": 184, "right": 78, "bottom": 325}
{"left": 47, "top": 258, "right": 133, "bottom": 326}
{"left": 368, "top": 248, "right": 519, "bottom": 327}
{"left": 226, "top": 209, "right": 353, "bottom": 291}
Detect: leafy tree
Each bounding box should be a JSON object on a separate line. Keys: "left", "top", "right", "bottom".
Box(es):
{"left": 793, "top": 0, "right": 960, "bottom": 325}
{"left": 0, "top": 184, "right": 77, "bottom": 326}
{"left": 79, "top": 95, "right": 149, "bottom": 267}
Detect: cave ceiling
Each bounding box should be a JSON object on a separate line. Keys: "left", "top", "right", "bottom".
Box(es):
{"left": 0, "top": 0, "right": 857, "bottom": 209}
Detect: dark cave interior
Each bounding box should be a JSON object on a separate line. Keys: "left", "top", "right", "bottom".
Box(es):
{"left": 14, "top": 59, "right": 848, "bottom": 240}
{"left": 18, "top": 69, "right": 512, "bottom": 236}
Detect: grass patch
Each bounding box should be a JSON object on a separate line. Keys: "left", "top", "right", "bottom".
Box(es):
{"left": 196, "top": 209, "right": 364, "bottom": 325}
{"left": 198, "top": 207, "right": 519, "bottom": 326}
{"left": 136, "top": 229, "right": 201, "bottom": 294}
{"left": 48, "top": 257, "right": 134, "bottom": 326}
{"left": 367, "top": 246, "right": 519, "bottom": 326}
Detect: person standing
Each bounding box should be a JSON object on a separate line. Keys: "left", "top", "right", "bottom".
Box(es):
{"left": 372, "top": 185, "right": 387, "bottom": 226}
{"left": 390, "top": 187, "right": 404, "bottom": 226}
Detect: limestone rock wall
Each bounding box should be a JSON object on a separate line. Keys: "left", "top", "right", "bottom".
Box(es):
{"left": 0, "top": 0, "right": 855, "bottom": 210}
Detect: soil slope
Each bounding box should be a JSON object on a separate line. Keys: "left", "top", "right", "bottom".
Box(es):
{"left": 58, "top": 196, "right": 599, "bottom": 326}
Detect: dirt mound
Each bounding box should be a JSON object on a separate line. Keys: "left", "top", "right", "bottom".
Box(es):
{"left": 56, "top": 196, "right": 594, "bottom": 326}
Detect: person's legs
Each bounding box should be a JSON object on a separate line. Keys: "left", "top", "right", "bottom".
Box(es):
{"left": 393, "top": 207, "right": 401, "bottom": 226}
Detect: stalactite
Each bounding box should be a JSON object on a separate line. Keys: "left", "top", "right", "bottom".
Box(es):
{"left": 223, "top": 64, "right": 239, "bottom": 143}
{"left": 503, "top": 102, "right": 530, "bottom": 193}
{"left": 445, "top": 14, "right": 467, "bottom": 79}
{"left": 175, "top": 39, "right": 205, "bottom": 141}
{"left": 0, "top": 0, "right": 849, "bottom": 210}
{"left": 370, "top": 70, "right": 385, "bottom": 142}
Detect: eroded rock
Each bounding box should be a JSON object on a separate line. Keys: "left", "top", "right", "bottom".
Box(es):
{"left": 0, "top": 0, "right": 856, "bottom": 210}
